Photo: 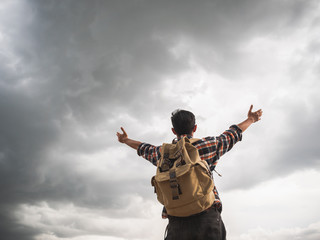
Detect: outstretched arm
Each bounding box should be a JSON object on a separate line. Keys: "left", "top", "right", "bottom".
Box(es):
{"left": 116, "top": 127, "right": 161, "bottom": 166}
{"left": 237, "top": 105, "right": 263, "bottom": 132}
{"left": 116, "top": 127, "right": 142, "bottom": 150}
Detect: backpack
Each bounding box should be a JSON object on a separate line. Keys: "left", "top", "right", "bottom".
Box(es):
{"left": 151, "top": 137, "right": 215, "bottom": 217}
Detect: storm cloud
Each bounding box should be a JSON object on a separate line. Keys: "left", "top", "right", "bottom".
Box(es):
{"left": 0, "top": 0, "right": 319, "bottom": 239}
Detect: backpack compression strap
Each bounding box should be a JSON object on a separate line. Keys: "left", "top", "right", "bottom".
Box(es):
{"left": 163, "top": 143, "right": 182, "bottom": 200}
{"left": 169, "top": 169, "right": 180, "bottom": 200}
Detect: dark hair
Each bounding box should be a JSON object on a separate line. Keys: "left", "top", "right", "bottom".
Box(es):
{"left": 171, "top": 109, "right": 196, "bottom": 135}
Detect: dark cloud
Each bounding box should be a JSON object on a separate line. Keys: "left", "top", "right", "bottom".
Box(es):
{"left": 0, "top": 208, "right": 36, "bottom": 240}
{"left": 0, "top": 88, "right": 57, "bottom": 199}
{"left": 0, "top": 0, "right": 319, "bottom": 239}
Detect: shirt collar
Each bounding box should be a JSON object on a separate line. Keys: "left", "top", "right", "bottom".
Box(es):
{"left": 177, "top": 134, "right": 193, "bottom": 140}
{"left": 172, "top": 134, "right": 193, "bottom": 143}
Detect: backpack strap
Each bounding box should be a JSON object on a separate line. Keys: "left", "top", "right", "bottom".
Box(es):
{"left": 162, "top": 143, "right": 182, "bottom": 200}
{"left": 189, "top": 138, "right": 201, "bottom": 144}
{"left": 160, "top": 144, "right": 171, "bottom": 172}
{"left": 169, "top": 169, "right": 180, "bottom": 200}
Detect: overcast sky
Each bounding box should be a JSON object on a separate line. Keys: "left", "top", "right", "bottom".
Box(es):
{"left": 0, "top": 0, "right": 320, "bottom": 239}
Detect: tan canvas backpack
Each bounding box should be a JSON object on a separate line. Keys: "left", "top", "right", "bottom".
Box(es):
{"left": 151, "top": 137, "right": 215, "bottom": 217}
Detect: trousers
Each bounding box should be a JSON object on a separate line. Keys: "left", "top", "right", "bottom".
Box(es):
{"left": 165, "top": 206, "right": 226, "bottom": 240}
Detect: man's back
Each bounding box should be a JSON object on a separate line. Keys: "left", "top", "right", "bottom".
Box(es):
{"left": 138, "top": 125, "right": 243, "bottom": 218}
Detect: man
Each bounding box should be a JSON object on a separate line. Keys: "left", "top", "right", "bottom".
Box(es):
{"left": 116, "top": 105, "right": 262, "bottom": 240}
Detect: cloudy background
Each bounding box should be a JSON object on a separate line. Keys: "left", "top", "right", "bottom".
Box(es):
{"left": 0, "top": 0, "right": 320, "bottom": 239}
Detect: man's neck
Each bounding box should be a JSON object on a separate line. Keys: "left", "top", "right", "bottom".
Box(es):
{"left": 177, "top": 134, "right": 193, "bottom": 140}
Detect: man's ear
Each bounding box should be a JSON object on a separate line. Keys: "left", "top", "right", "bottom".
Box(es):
{"left": 171, "top": 128, "right": 177, "bottom": 135}
{"left": 193, "top": 125, "right": 197, "bottom": 133}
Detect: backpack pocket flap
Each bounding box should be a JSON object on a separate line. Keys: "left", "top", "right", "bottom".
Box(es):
{"left": 155, "top": 164, "right": 191, "bottom": 182}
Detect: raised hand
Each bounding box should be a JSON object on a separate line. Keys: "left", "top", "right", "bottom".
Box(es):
{"left": 248, "top": 105, "right": 263, "bottom": 123}
{"left": 116, "top": 127, "right": 128, "bottom": 143}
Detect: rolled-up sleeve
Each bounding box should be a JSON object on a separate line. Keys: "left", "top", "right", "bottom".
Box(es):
{"left": 137, "top": 143, "right": 162, "bottom": 166}
{"left": 215, "top": 125, "right": 242, "bottom": 157}
{"left": 196, "top": 125, "right": 242, "bottom": 170}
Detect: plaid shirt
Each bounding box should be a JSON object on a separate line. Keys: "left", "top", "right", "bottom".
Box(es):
{"left": 137, "top": 125, "right": 242, "bottom": 218}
